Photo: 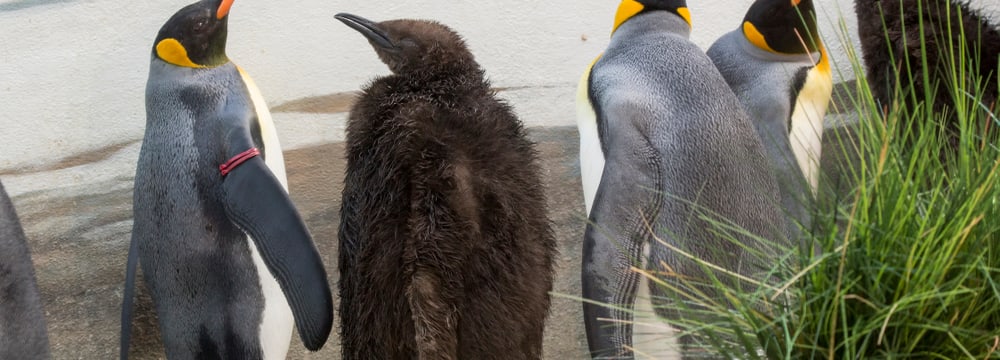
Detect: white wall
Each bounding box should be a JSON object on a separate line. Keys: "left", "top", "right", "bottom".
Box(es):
{"left": 0, "top": 0, "right": 970, "bottom": 172}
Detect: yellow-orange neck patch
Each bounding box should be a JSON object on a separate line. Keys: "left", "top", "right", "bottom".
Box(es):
{"left": 676, "top": 7, "right": 692, "bottom": 28}
{"left": 743, "top": 20, "right": 830, "bottom": 68}
{"left": 742, "top": 21, "right": 777, "bottom": 53}
{"left": 611, "top": 1, "right": 692, "bottom": 35}
{"left": 156, "top": 38, "right": 205, "bottom": 68}
{"left": 612, "top": 0, "right": 644, "bottom": 34}
{"left": 816, "top": 42, "right": 830, "bottom": 73}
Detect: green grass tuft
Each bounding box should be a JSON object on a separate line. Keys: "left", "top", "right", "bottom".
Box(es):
{"left": 631, "top": 3, "right": 1000, "bottom": 359}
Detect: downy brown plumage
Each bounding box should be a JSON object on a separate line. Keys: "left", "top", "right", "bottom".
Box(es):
{"left": 335, "top": 14, "right": 556, "bottom": 360}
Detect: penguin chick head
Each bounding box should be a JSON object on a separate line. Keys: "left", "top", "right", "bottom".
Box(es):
{"left": 742, "top": 0, "right": 821, "bottom": 54}
{"left": 152, "top": 0, "right": 233, "bottom": 68}
{"left": 335, "top": 13, "right": 475, "bottom": 75}
{"left": 612, "top": 0, "right": 690, "bottom": 34}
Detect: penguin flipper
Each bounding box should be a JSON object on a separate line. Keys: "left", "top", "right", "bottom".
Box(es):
{"left": 582, "top": 221, "right": 643, "bottom": 359}
{"left": 220, "top": 157, "right": 333, "bottom": 351}
{"left": 119, "top": 232, "right": 140, "bottom": 360}
{"left": 582, "top": 155, "right": 659, "bottom": 358}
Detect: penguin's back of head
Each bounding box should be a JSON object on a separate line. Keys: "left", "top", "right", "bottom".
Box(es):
{"left": 741, "top": 0, "right": 821, "bottom": 54}
{"left": 373, "top": 19, "right": 477, "bottom": 76}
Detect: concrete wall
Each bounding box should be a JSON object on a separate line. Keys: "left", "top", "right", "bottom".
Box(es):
{"left": 0, "top": 0, "right": 861, "bottom": 175}
{"left": 1, "top": 0, "right": 996, "bottom": 187}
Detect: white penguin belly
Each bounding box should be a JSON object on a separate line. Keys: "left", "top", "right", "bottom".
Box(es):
{"left": 632, "top": 242, "right": 681, "bottom": 359}
{"left": 237, "top": 66, "right": 294, "bottom": 359}
{"left": 789, "top": 65, "right": 832, "bottom": 196}
{"left": 577, "top": 58, "right": 605, "bottom": 216}
{"left": 244, "top": 237, "right": 293, "bottom": 359}
{"left": 237, "top": 66, "right": 288, "bottom": 187}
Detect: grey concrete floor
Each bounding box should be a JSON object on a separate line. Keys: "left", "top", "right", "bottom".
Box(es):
{"left": 7, "top": 126, "right": 592, "bottom": 359}
{"left": 4, "top": 111, "right": 859, "bottom": 359}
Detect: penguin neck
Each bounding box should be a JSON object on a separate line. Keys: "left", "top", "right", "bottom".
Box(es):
{"left": 737, "top": 31, "right": 818, "bottom": 64}
{"left": 388, "top": 64, "right": 486, "bottom": 96}
{"left": 148, "top": 56, "right": 232, "bottom": 76}
{"left": 614, "top": 11, "right": 691, "bottom": 40}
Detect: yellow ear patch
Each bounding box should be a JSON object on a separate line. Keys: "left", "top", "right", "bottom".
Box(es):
{"left": 612, "top": 0, "right": 644, "bottom": 34}
{"left": 676, "top": 7, "right": 692, "bottom": 27}
{"left": 155, "top": 38, "right": 205, "bottom": 68}
{"left": 611, "top": 1, "right": 692, "bottom": 34}
{"left": 742, "top": 21, "right": 777, "bottom": 53}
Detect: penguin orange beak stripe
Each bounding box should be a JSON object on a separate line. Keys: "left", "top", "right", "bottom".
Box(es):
{"left": 217, "top": 0, "right": 234, "bottom": 19}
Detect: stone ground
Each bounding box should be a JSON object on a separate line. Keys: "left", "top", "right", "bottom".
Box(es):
{"left": 5, "top": 111, "right": 858, "bottom": 359}
{"left": 8, "top": 126, "right": 592, "bottom": 360}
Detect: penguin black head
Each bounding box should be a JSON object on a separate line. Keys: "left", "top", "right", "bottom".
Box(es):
{"left": 611, "top": 0, "right": 690, "bottom": 34}
{"left": 335, "top": 13, "right": 475, "bottom": 75}
{"left": 152, "top": 0, "right": 233, "bottom": 68}
{"left": 742, "top": 0, "right": 821, "bottom": 54}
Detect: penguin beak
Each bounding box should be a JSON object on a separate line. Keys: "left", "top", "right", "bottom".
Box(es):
{"left": 217, "top": 0, "right": 233, "bottom": 19}
{"left": 335, "top": 13, "right": 395, "bottom": 50}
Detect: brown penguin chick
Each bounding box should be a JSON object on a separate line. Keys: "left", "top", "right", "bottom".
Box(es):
{"left": 334, "top": 13, "right": 557, "bottom": 360}
{"left": 854, "top": 0, "right": 1000, "bottom": 140}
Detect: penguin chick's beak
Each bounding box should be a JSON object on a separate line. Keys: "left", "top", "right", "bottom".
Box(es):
{"left": 335, "top": 13, "right": 395, "bottom": 50}
{"left": 217, "top": 0, "right": 233, "bottom": 19}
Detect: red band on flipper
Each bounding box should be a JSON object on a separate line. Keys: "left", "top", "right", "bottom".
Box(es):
{"left": 219, "top": 147, "right": 260, "bottom": 176}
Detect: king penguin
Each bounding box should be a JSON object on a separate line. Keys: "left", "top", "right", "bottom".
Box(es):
{"left": 580, "top": 0, "right": 786, "bottom": 358}
{"left": 0, "top": 181, "right": 50, "bottom": 360}
{"left": 120, "top": 0, "right": 333, "bottom": 358}
{"left": 334, "top": 13, "right": 556, "bottom": 359}
{"left": 706, "top": 0, "right": 833, "bottom": 239}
